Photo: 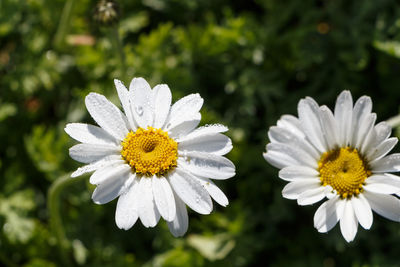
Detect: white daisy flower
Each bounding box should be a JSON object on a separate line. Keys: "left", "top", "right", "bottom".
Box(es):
{"left": 65, "top": 77, "right": 235, "bottom": 237}
{"left": 263, "top": 91, "right": 400, "bottom": 242}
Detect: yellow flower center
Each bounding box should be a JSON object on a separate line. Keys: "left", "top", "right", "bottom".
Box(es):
{"left": 318, "top": 147, "right": 371, "bottom": 199}
{"left": 121, "top": 127, "right": 178, "bottom": 176}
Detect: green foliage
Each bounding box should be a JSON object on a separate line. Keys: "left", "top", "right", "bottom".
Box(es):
{"left": 25, "top": 124, "right": 70, "bottom": 181}
{"left": 0, "top": 189, "right": 36, "bottom": 244}
{"left": 1, "top": 0, "right": 400, "bottom": 266}
{"left": 187, "top": 233, "right": 235, "bottom": 261}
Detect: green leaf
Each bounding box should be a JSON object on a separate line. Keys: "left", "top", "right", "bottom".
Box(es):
{"left": 0, "top": 103, "right": 17, "bottom": 121}
{"left": 146, "top": 246, "right": 203, "bottom": 267}
{"left": 373, "top": 40, "right": 400, "bottom": 59}
{"left": 0, "top": 189, "right": 36, "bottom": 244}
{"left": 187, "top": 233, "right": 236, "bottom": 261}
{"left": 72, "top": 239, "right": 89, "bottom": 265}
{"left": 24, "top": 125, "right": 69, "bottom": 180}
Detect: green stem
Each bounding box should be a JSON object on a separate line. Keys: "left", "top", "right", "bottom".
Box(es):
{"left": 109, "top": 26, "right": 127, "bottom": 80}
{"left": 48, "top": 173, "right": 86, "bottom": 266}
{"left": 386, "top": 114, "right": 400, "bottom": 128}
{"left": 53, "top": 0, "right": 77, "bottom": 48}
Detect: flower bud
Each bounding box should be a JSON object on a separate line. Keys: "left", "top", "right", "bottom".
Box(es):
{"left": 93, "top": 0, "right": 120, "bottom": 26}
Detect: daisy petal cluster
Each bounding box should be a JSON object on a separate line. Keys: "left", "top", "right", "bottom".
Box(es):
{"left": 65, "top": 77, "right": 235, "bottom": 237}
{"left": 264, "top": 91, "right": 400, "bottom": 242}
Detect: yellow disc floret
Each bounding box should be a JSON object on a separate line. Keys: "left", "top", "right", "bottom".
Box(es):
{"left": 318, "top": 147, "right": 371, "bottom": 199}
{"left": 121, "top": 127, "right": 178, "bottom": 176}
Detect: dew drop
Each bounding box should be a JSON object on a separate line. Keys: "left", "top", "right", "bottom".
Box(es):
{"left": 146, "top": 100, "right": 152, "bottom": 108}
{"left": 136, "top": 106, "right": 144, "bottom": 116}
{"left": 195, "top": 197, "right": 200, "bottom": 203}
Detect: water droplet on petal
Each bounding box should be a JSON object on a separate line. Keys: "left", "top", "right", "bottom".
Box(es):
{"left": 136, "top": 106, "right": 144, "bottom": 116}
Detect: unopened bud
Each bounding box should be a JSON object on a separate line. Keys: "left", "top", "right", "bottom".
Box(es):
{"left": 93, "top": 0, "right": 120, "bottom": 26}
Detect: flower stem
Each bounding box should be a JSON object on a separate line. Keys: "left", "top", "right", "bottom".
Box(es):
{"left": 54, "top": 0, "right": 76, "bottom": 48}
{"left": 48, "top": 173, "right": 85, "bottom": 266}
{"left": 386, "top": 113, "right": 400, "bottom": 128}
{"left": 109, "top": 26, "right": 127, "bottom": 80}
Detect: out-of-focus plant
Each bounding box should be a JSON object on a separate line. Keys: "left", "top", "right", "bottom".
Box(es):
{"left": 1, "top": 0, "right": 400, "bottom": 266}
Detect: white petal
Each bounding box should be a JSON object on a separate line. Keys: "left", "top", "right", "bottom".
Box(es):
{"left": 373, "top": 121, "right": 392, "bottom": 145}
{"left": 364, "top": 183, "right": 400, "bottom": 194}
{"left": 350, "top": 96, "right": 372, "bottom": 148}
{"left": 178, "top": 151, "right": 235, "bottom": 180}
{"left": 165, "top": 94, "right": 203, "bottom": 131}
{"left": 92, "top": 168, "right": 133, "bottom": 204}
{"left": 168, "top": 113, "right": 201, "bottom": 139}
{"left": 263, "top": 150, "right": 300, "bottom": 169}
{"left": 355, "top": 113, "right": 376, "bottom": 150}
{"left": 276, "top": 115, "right": 305, "bottom": 139}
{"left": 176, "top": 124, "right": 228, "bottom": 142}
{"left": 71, "top": 155, "right": 123, "bottom": 177}
{"left": 360, "top": 123, "right": 378, "bottom": 157}
{"left": 152, "top": 84, "right": 172, "bottom": 128}
{"left": 167, "top": 193, "right": 189, "bottom": 237}
{"left": 282, "top": 179, "right": 321, "bottom": 199}
{"left": 266, "top": 143, "right": 318, "bottom": 169}
{"left": 351, "top": 194, "right": 373, "bottom": 230}
{"left": 178, "top": 133, "right": 232, "bottom": 156}
{"left": 114, "top": 79, "right": 137, "bottom": 131}
{"left": 370, "top": 153, "right": 400, "bottom": 172}
{"left": 367, "top": 138, "right": 398, "bottom": 162}
{"left": 89, "top": 163, "right": 130, "bottom": 185}
{"left": 129, "top": 77, "right": 151, "bottom": 92}
{"left": 319, "top": 106, "right": 339, "bottom": 150}
{"left": 353, "top": 96, "right": 372, "bottom": 118}
{"left": 137, "top": 177, "right": 160, "bottom": 228}
{"left": 197, "top": 177, "right": 229, "bottom": 207}
{"left": 339, "top": 199, "right": 358, "bottom": 242}
{"left": 383, "top": 173, "right": 400, "bottom": 188}
{"left": 152, "top": 175, "right": 176, "bottom": 222}
{"left": 115, "top": 175, "right": 139, "bottom": 230}
{"left": 268, "top": 126, "right": 319, "bottom": 159}
{"left": 325, "top": 188, "right": 337, "bottom": 199}
{"left": 69, "top": 143, "right": 120, "bottom": 163}
{"left": 278, "top": 166, "right": 319, "bottom": 182}
{"left": 363, "top": 191, "right": 400, "bottom": 222}
{"left": 130, "top": 77, "right": 153, "bottom": 128}
{"left": 168, "top": 168, "right": 212, "bottom": 214}
{"left": 334, "top": 91, "right": 353, "bottom": 147}
{"left": 297, "top": 98, "right": 327, "bottom": 153}
{"left": 297, "top": 187, "right": 326, "bottom": 206}
{"left": 65, "top": 123, "right": 118, "bottom": 145}
{"left": 85, "top": 93, "right": 129, "bottom": 140}
{"left": 364, "top": 122, "right": 392, "bottom": 159}
{"left": 314, "top": 196, "right": 343, "bottom": 233}
{"left": 364, "top": 174, "right": 400, "bottom": 194}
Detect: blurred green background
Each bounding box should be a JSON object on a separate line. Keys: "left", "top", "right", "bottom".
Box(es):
{"left": 1, "top": 0, "right": 400, "bottom": 266}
